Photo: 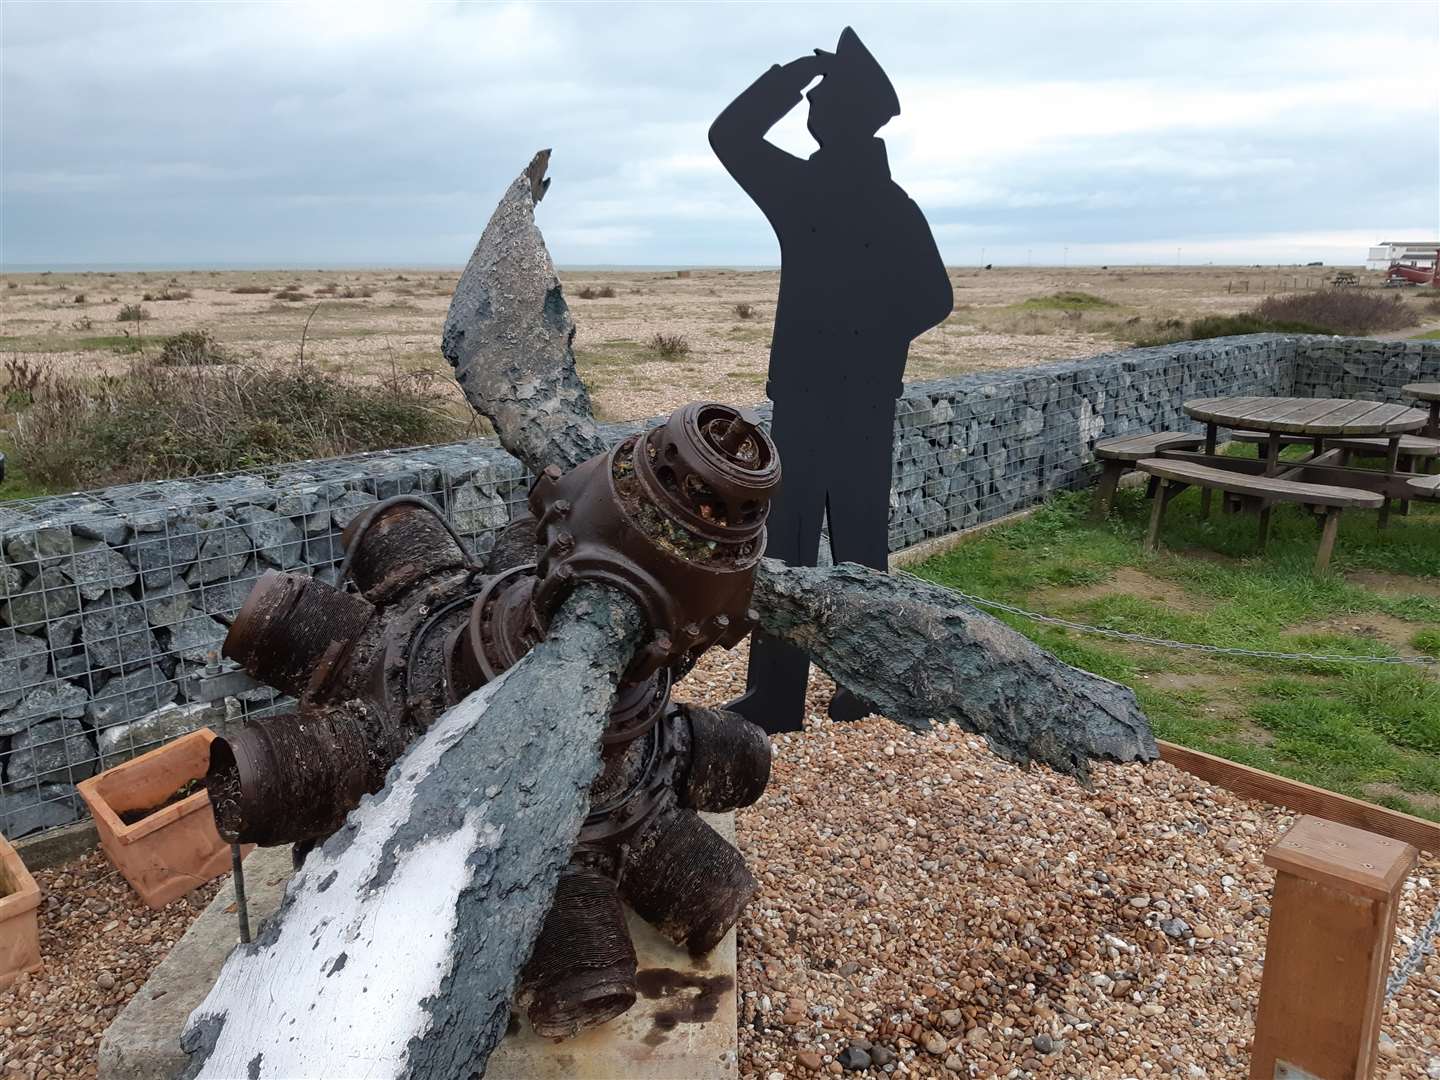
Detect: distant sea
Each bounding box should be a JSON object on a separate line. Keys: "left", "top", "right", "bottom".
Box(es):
{"left": 0, "top": 261, "right": 781, "bottom": 273}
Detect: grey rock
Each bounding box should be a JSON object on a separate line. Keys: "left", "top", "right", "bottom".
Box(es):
{"left": 1, "top": 680, "right": 91, "bottom": 736}
{"left": 5, "top": 524, "right": 85, "bottom": 566}
{"left": 837, "top": 1047, "right": 871, "bottom": 1071}
{"left": 167, "top": 613, "right": 229, "bottom": 664}
{"left": 869, "top": 1045, "right": 895, "bottom": 1067}
{"left": 6, "top": 716, "right": 97, "bottom": 785}
{"left": 0, "top": 629, "right": 49, "bottom": 712}
{"left": 0, "top": 563, "right": 23, "bottom": 599}
{"left": 142, "top": 580, "right": 199, "bottom": 627}
{"left": 1033, "top": 1033, "right": 1056, "bottom": 1054}
{"left": 195, "top": 575, "right": 257, "bottom": 620}
{"left": 451, "top": 482, "right": 510, "bottom": 537}
{"left": 88, "top": 664, "right": 178, "bottom": 729}
{"left": 98, "top": 701, "right": 226, "bottom": 767}
{"left": 81, "top": 594, "right": 160, "bottom": 672}
{"left": 62, "top": 539, "right": 139, "bottom": 600}
{"left": 188, "top": 513, "right": 252, "bottom": 584}
{"left": 0, "top": 782, "right": 82, "bottom": 837}
{"left": 2, "top": 567, "right": 81, "bottom": 630}
{"left": 234, "top": 505, "right": 303, "bottom": 569}
{"left": 1160, "top": 917, "right": 1192, "bottom": 939}
{"left": 329, "top": 489, "right": 376, "bottom": 530}
{"left": 130, "top": 513, "right": 201, "bottom": 588}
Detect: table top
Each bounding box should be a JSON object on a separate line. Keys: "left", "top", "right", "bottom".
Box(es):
{"left": 1185, "top": 396, "right": 1428, "bottom": 436}
{"left": 1403, "top": 382, "right": 1440, "bottom": 402}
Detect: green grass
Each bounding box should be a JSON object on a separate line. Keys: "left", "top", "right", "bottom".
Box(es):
{"left": 1013, "top": 291, "right": 1117, "bottom": 312}
{"left": 1412, "top": 329, "right": 1440, "bottom": 341}
{"left": 912, "top": 484, "right": 1440, "bottom": 819}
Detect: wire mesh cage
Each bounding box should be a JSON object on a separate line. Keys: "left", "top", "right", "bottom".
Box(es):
{"left": 1, "top": 332, "right": 1385, "bottom": 841}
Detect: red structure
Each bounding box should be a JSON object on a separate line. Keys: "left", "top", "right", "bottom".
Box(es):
{"left": 1386, "top": 248, "right": 1440, "bottom": 287}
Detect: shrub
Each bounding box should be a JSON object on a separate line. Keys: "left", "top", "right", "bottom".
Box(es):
{"left": 1253, "top": 290, "right": 1413, "bottom": 336}
{"left": 340, "top": 285, "right": 374, "bottom": 299}
{"left": 273, "top": 288, "right": 309, "bottom": 302}
{"left": 7, "top": 359, "right": 463, "bottom": 490}
{"left": 155, "top": 329, "right": 228, "bottom": 367}
{"left": 142, "top": 288, "right": 192, "bottom": 302}
{"left": 117, "top": 304, "right": 150, "bottom": 322}
{"left": 576, "top": 285, "right": 617, "bottom": 300}
{"left": 733, "top": 302, "right": 755, "bottom": 320}
{"left": 231, "top": 285, "right": 272, "bottom": 294}
{"left": 73, "top": 293, "right": 86, "bottom": 304}
{"left": 647, "top": 332, "right": 691, "bottom": 359}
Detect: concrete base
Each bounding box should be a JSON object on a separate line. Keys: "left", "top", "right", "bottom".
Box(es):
{"left": 100, "top": 817, "right": 738, "bottom": 1080}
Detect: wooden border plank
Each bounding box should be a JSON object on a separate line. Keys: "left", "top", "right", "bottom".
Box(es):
{"left": 1157, "top": 740, "right": 1440, "bottom": 854}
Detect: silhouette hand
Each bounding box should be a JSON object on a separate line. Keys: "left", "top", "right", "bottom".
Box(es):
{"left": 780, "top": 52, "right": 828, "bottom": 84}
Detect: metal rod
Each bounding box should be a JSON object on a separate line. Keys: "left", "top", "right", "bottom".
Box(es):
{"left": 231, "top": 842, "right": 251, "bottom": 944}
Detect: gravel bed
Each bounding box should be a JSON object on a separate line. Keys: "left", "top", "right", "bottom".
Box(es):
{"left": 4, "top": 645, "right": 1438, "bottom": 1080}
{"left": 0, "top": 850, "right": 223, "bottom": 1079}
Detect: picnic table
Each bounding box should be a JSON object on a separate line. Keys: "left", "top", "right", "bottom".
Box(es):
{"left": 1403, "top": 383, "right": 1440, "bottom": 438}
{"left": 1098, "top": 396, "right": 1431, "bottom": 572}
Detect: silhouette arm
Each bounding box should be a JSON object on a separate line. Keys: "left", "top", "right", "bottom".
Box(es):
{"left": 899, "top": 198, "right": 954, "bottom": 338}
{"left": 709, "top": 62, "right": 814, "bottom": 210}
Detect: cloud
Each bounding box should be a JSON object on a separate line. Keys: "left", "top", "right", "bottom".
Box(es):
{"left": 1, "top": 0, "right": 1435, "bottom": 267}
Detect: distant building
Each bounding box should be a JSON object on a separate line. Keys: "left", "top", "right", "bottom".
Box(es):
{"left": 1366, "top": 241, "right": 1440, "bottom": 270}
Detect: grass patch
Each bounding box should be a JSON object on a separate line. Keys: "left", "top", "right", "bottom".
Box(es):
{"left": 1412, "top": 329, "right": 1440, "bottom": 341}
{"left": 912, "top": 485, "right": 1440, "bottom": 819}
{"left": 1, "top": 355, "right": 464, "bottom": 490}
{"left": 1014, "top": 291, "right": 1116, "bottom": 312}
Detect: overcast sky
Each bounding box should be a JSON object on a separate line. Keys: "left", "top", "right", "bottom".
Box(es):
{"left": 2, "top": 1, "right": 1436, "bottom": 269}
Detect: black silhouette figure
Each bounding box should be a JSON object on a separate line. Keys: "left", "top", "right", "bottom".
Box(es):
{"left": 710, "top": 27, "right": 953, "bottom": 733}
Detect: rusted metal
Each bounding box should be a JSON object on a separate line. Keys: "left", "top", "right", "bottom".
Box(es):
{"left": 529, "top": 401, "right": 780, "bottom": 679}
{"left": 210, "top": 402, "right": 779, "bottom": 1036}
{"left": 518, "top": 866, "right": 638, "bottom": 1039}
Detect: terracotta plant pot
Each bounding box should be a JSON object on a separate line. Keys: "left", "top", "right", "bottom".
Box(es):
{"left": 0, "top": 831, "right": 42, "bottom": 989}
{"left": 78, "top": 728, "right": 245, "bottom": 909}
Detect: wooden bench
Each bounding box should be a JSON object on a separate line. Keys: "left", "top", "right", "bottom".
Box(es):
{"left": 1408, "top": 473, "right": 1440, "bottom": 500}
{"left": 1136, "top": 458, "right": 1384, "bottom": 573}
{"left": 1091, "top": 431, "right": 1204, "bottom": 519}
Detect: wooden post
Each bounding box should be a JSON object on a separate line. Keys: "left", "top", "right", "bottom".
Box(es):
{"left": 1250, "top": 816, "right": 1418, "bottom": 1080}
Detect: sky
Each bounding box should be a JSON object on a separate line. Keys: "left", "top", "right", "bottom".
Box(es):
{"left": 2, "top": 1, "right": 1437, "bottom": 269}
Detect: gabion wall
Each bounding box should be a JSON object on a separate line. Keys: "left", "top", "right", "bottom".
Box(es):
{"left": 2, "top": 333, "right": 1436, "bottom": 838}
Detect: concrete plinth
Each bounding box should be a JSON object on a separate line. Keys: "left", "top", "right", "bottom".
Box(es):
{"left": 100, "top": 817, "right": 738, "bottom": 1080}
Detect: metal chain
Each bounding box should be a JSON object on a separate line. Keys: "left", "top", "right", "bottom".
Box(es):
{"left": 897, "top": 570, "right": 1438, "bottom": 667}
{"left": 1386, "top": 888, "right": 1440, "bottom": 1000}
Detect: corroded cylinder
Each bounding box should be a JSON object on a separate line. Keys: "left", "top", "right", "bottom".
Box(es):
{"left": 679, "top": 706, "right": 771, "bottom": 812}
{"left": 206, "top": 701, "right": 397, "bottom": 846}
{"left": 340, "top": 498, "right": 468, "bottom": 603}
{"left": 223, "top": 571, "right": 374, "bottom": 700}
{"left": 519, "top": 867, "right": 638, "bottom": 1039}
{"left": 619, "top": 806, "right": 757, "bottom": 956}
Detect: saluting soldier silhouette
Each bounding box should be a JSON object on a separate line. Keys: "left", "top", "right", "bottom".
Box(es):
{"left": 710, "top": 27, "right": 953, "bottom": 733}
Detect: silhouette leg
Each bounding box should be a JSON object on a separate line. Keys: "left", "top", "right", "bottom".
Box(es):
{"left": 727, "top": 404, "right": 825, "bottom": 734}
{"left": 821, "top": 401, "right": 895, "bottom": 723}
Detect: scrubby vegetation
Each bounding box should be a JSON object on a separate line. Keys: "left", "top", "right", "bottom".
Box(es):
{"left": 1127, "top": 290, "right": 1415, "bottom": 347}
{"left": 231, "top": 285, "right": 272, "bottom": 294}
{"left": 2, "top": 355, "right": 464, "bottom": 490}
{"left": 142, "top": 288, "right": 192, "bottom": 302}
{"left": 272, "top": 288, "right": 310, "bottom": 302}
{"left": 646, "top": 332, "right": 691, "bottom": 358}
{"left": 733, "top": 302, "right": 756, "bottom": 320}
{"left": 116, "top": 303, "right": 150, "bottom": 322}
{"left": 577, "top": 285, "right": 617, "bottom": 300}
{"left": 155, "top": 329, "right": 228, "bottom": 367}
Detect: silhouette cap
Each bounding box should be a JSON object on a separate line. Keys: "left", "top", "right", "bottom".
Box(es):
{"left": 832, "top": 27, "right": 899, "bottom": 122}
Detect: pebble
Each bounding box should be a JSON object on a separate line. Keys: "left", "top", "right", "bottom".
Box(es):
{"left": 944, "top": 1053, "right": 965, "bottom": 1072}
{"left": 922, "top": 1031, "right": 947, "bottom": 1054}
{"left": 797, "top": 1051, "right": 822, "bottom": 1071}
{"left": 836, "top": 1047, "right": 870, "bottom": 1071}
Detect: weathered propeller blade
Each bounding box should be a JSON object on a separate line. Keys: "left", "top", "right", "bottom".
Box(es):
{"left": 179, "top": 588, "right": 645, "bottom": 1080}
{"left": 752, "top": 559, "right": 1158, "bottom": 782}
{"left": 442, "top": 149, "right": 606, "bottom": 477}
